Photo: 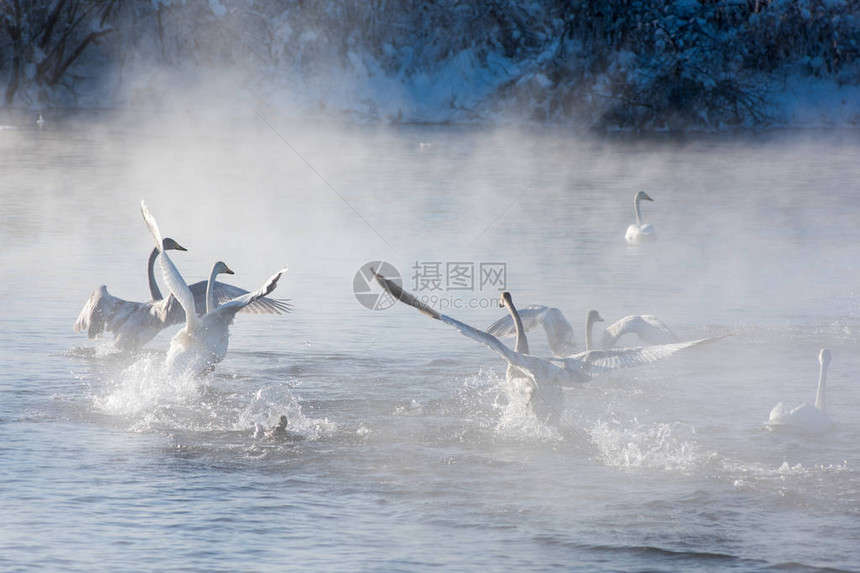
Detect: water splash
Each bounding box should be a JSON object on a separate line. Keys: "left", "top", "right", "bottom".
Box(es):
{"left": 239, "top": 383, "right": 337, "bottom": 441}
{"left": 92, "top": 354, "right": 202, "bottom": 432}
{"left": 590, "top": 417, "right": 713, "bottom": 472}
{"left": 456, "top": 369, "right": 562, "bottom": 442}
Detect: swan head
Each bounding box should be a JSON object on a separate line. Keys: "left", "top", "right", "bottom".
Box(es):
{"left": 587, "top": 310, "right": 604, "bottom": 324}
{"left": 819, "top": 348, "right": 832, "bottom": 367}
{"left": 162, "top": 237, "right": 187, "bottom": 252}
{"left": 635, "top": 191, "right": 654, "bottom": 203}
{"left": 212, "top": 261, "right": 235, "bottom": 276}
{"left": 500, "top": 292, "right": 513, "bottom": 308}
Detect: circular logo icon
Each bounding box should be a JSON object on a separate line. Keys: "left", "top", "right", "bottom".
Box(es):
{"left": 353, "top": 261, "right": 402, "bottom": 311}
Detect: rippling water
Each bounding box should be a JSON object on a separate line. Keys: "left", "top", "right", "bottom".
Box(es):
{"left": 2, "top": 111, "right": 859, "bottom": 572}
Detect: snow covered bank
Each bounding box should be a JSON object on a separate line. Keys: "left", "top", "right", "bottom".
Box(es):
{"left": 2, "top": 1, "right": 859, "bottom": 131}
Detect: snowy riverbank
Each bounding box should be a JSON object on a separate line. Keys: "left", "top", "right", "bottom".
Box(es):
{"left": 3, "top": 1, "right": 859, "bottom": 131}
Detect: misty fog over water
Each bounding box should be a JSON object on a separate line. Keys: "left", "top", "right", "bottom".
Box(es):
{"left": 1, "top": 110, "right": 859, "bottom": 571}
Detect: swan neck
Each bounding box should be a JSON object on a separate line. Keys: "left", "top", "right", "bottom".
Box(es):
{"left": 633, "top": 195, "right": 643, "bottom": 227}
{"left": 506, "top": 300, "right": 529, "bottom": 355}
{"left": 585, "top": 314, "right": 595, "bottom": 352}
{"left": 815, "top": 360, "right": 828, "bottom": 412}
{"left": 147, "top": 247, "right": 162, "bottom": 300}
{"left": 206, "top": 266, "right": 220, "bottom": 314}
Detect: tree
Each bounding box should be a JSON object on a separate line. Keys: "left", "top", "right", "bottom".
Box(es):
{"left": 1, "top": 0, "right": 117, "bottom": 105}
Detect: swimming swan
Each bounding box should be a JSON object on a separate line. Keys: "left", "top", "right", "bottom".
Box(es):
{"left": 625, "top": 191, "right": 655, "bottom": 243}
{"left": 375, "top": 272, "right": 727, "bottom": 390}
{"left": 140, "top": 201, "right": 288, "bottom": 375}
{"left": 767, "top": 348, "right": 833, "bottom": 435}
{"left": 75, "top": 241, "right": 291, "bottom": 352}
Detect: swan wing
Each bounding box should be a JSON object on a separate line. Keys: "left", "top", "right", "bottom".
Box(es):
{"left": 208, "top": 267, "right": 289, "bottom": 322}
{"left": 580, "top": 333, "right": 730, "bottom": 376}
{"left": 440, "top": 314, "right": 572, "bottom": 384}
{"left": 374, "top": 272, "right": 558, "bottom": 379}
{"left": 159, "top": 281, "right": 292, "bottom": 327}
{"left": 540, "top": 307, "right": 577, "bottom": 357}
{"left": 486, "top": 306, "right": 576, "bottom": 357}
{"left": 768, "top": 402, "right": 789, "bottom": 423}
{"left": 625, "top": 224, "right": 640, "bottom": 243}
{"left": 637, "top": 315, "right": 676, "bottom": 342}
{"left": 75, "top": 286, "right": 148, "bottom": 338}
{"left": 75, "top": 285, "right": 121, "bottom": 337}
{"left": 140, "top": 201, "right": 199, "bottom": 332}
{"left": 190, "top": 280, "right": 293, "bottom": 315}
{"left": 486, "top": 305, "right": 551, "bottom": 337}
{"left": 601, "top": 314, "right": 677, "bottom": 349}
{"left": 75, "top": 285, "right": 177, "bottom": 349}
{"left": 438, "top": 313, "right": 547, "bottom": 375}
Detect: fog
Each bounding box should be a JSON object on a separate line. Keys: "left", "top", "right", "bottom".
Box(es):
{"left": 3, "top": 2, "right": 860, "bottom": 571}
{"left": 2, "top": 96, "right": 860, "bottom": 572}
{"left": 3, "top": 108, "right": 860, "bottom": 364}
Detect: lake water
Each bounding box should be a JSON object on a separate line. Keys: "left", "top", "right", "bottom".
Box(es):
{"left": 1, "top": 111, "right": 859, "bottom": 572}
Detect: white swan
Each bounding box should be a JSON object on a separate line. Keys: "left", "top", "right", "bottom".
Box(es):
{"left": 74, "top": 238, "right": 188, "bottom": 351}
{"left": 625, "top": 191, "right": 655, "bottom": 243}
{"left": 75, "top": 240, "right": 291, "bottom": 352}
{"left": 601, "top": 314, "right": 677, "bottom": 349}
{"left": 499, "top": 292, "right": 568, "bottom": 423}
{"left": 140, "top": 201, "right": 288, "bottom": 375}
{"left": 36, "top": 112, "right": 45, "bottom": 128}
{"left": 767, "top": 349, "right": 833, "bottom": 435}
{"left": 375, "top": 273, "right": 728, "bottom": 419}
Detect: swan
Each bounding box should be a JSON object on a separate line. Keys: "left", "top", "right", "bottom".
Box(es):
{"left": 36, "top": 112, "right": 45, "bottom": 128}
{"left": 74, "top": 238, "right": 188, "bottom": 351}
{"left": 487, "top": 304, "right": 676, "bottom": 356}
{"left": 625, "top": 191, "right": 655, "bottom": 243}
{"left": 767, "top": 349, "right": 833, "bottom": 435}
{"left": 140, "top": 200, "right": 288, "bottom": 375}
{"left": 601, "top": 314, "right": 677, "bottom": 349}
{"left": 499, "top": 292, "right": 568, "bottom": 423}
{"left": 75, "top": 240, "right": 291, "bottom": 352}
{"left": 486, "top": 305, "right": 576, "bottom": 357}
{"left": 375, "top": 272, "right": 728, "bottom": 420}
